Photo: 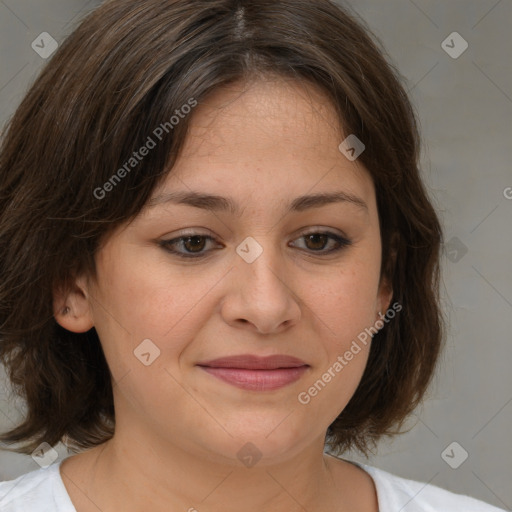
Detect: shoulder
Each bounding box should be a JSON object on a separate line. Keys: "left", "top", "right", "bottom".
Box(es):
{"left": 0, "top": 462, "right": 76, "bottom": 512}
{"left": 358, "top": 463, "right": 506, "bottom": 512}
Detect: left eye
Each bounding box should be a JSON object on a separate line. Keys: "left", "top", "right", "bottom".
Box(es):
{"left": 159, "top": 231, "right": 352, "bottom": 259}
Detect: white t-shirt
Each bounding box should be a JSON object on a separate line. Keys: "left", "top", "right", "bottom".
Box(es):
{"left": 0, "top": 459, "right": 506, "bottom": 511}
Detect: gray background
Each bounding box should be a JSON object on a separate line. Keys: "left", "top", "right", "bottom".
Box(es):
{"left": 0, "top": 0, "right": 511, "bottom": 509}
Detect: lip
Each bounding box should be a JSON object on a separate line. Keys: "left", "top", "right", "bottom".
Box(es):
{"left": 197, "top": 354, "right": 307, "bottom": 369}
{"left": 196, "top": 354, "right": 309, "bottom": 391}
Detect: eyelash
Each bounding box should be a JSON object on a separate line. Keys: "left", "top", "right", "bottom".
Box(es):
{"left": 158, "top": 230, "right": 352, "bottom": 259}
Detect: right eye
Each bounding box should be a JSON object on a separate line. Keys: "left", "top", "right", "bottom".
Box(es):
{"left": 159, "top": 234, "right": 220, "bottom": 259}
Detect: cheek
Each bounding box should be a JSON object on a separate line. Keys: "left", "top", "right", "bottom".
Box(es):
{"left": 298, "top": 271, "right": 376, "bottom": 422}
{"left": 297, "top": 251, "right": 380, "bottom": 409}
{"left": 89, "top": 248, "right": 227, "bottom": 376}
{"left": 310, "top": 255, "right": 381, "bottom": 345}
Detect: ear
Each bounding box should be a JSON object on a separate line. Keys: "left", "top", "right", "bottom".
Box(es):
{"left": 376, "top": 232, "right": 399, "bottom": 315}
{"left": 53, "top": 274, "right": 94, "bottom": 333}
{"left": 376, "top": 274, "right": 394, "bottom": 317}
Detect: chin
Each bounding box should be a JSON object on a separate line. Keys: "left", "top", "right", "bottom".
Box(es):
{"left": 203, "top": 422, "right": 314, "bottom": 467}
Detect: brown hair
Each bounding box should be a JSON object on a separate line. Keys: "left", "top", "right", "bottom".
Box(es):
{"left": 0, "top": 0, "right": 443, "bottom": 456}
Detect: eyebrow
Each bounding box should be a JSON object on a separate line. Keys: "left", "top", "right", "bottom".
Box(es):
{"left": 144, "top": 190, "right": 368, "bottom": 216}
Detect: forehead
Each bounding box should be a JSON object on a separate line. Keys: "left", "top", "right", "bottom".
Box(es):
{"left": 180, "top": 77, "right": 344, "bottom": 156}
{"left": 145, "top": 77, "right": 377, "bottom": 219}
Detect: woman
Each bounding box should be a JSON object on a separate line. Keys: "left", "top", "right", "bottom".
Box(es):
{"left": 0, "top": 0, "right": 505, "bottom": 510}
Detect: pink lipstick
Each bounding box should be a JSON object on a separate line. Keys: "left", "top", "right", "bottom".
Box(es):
{"left": 197, "top": 354, "right": 309, "bottom": 391}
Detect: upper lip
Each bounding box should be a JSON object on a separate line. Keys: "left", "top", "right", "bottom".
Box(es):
{"left": 197, "top": 354, "right": 308, "bottom": 370}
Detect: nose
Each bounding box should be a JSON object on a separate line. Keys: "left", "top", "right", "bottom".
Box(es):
{"left": 220, "top": 239, "right": 302, "bottom": 335}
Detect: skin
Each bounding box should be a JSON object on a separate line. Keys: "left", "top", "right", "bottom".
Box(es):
{"left": 54, "top": 76, "right": 393, "bottom": 512}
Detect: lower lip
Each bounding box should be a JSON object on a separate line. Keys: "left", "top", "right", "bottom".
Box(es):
{"left": 198, "top": 366, "right": 309, "bottom": 391}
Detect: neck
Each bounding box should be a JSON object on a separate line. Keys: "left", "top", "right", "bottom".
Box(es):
{"left": 61, "top": 428, "right": 362, "bottom": 512}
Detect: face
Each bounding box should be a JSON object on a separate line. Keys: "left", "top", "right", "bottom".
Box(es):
{"left": 56, "top": 77, "right": 392, "bottom": 466}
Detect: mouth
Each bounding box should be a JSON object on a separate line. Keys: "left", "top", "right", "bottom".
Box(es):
{"left": 196, "top": 354, "right": 310, "bottom": 391}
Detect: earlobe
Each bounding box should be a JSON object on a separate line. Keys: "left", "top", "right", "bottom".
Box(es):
{"left": 53, "top": 276, "right": 94, "bottom": 333}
